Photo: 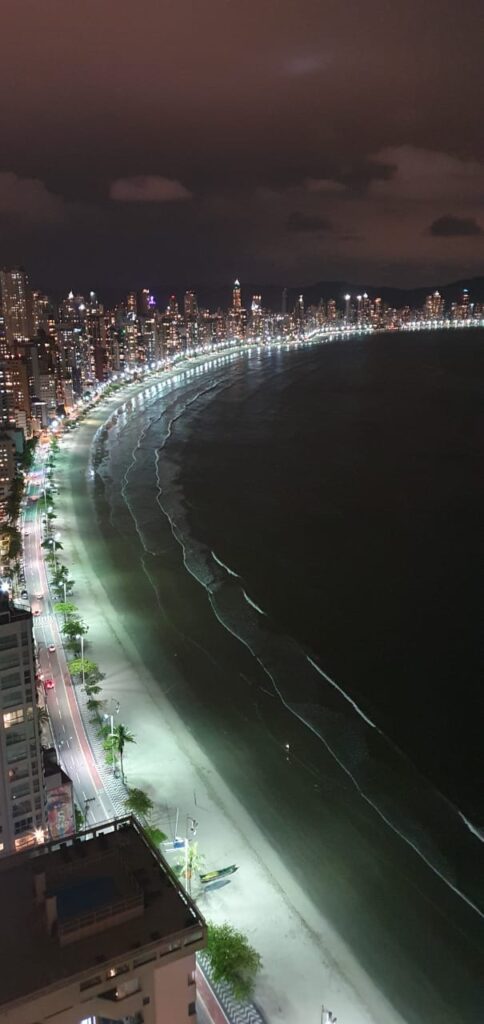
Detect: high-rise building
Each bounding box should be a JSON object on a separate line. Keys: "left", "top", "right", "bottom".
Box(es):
{"left": 0, "top": 268, "right": 32, "bottom": 345}
{"left": 184, "top": 290, "right": 198, "bottom": 321}
{"left": 250, "top": 294, "right": 262, "bottom": 337}
{"left": 293, "top": 294, "right": 305, "bottom": 327}
{"left": 86, "top": 292, "right": 108, "bottom": 382}
{"left": 0, "top": 435, "right": 16, "bottom": 516}
{"left": 232, "top": 279, "right": 241, "bottom": 312}
{"left": 183, "top": 291, "right": 198, "bottom": 351}
{"left": 31, "top": 292, "right": 52, "bottom": 338}
{"left": 423, "top": 291, "right": 444, "bottom": 321}
{"left": 0, "top": 817, "right": 206, "bottom": 1024}
{"left": 0, "top": 593, "right": 46, "bottom": 855}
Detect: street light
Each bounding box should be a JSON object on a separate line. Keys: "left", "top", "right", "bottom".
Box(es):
{"left": 103, "top": 698, "right": 120, "bottom": 738}
{"left": 77, "top": 633, "right": 85, "bottom": 685}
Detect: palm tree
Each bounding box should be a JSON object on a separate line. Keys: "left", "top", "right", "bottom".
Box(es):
{"left": 87, "top": 696, "right": 105, "bottom": 720}
{"left": 53, "top": 601, "right": 78, "bottom": 622}
{"left": 110, "top": 723, "right": 136, "bottom": 783}
{"left": 84, "top": 681, "right": 103, "bottom": 697}
{"left": 144, "top": 824, "right": 168, "bottom": 847}
{"left": 124, "top": 787, "right": 153, "bottom": 819}
{"left": 68, "top": 657, "right": 97, "bottom": 680}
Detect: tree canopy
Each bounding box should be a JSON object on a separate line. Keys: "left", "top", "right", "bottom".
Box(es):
{"left": 124, "top": 787, "right": 153, "bottom": 819}
{"left": 205, "top": 922, "right": 262, "bottom": 1001}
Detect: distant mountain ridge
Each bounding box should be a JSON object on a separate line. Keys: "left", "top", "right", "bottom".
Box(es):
{"left": 151, "top": 275, "right": 484, "bottom": 313}
{"left": 50, "top": 275, "right": 484, "bottom": 312}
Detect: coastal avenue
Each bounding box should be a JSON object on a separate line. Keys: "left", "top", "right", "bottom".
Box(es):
{"left": 21, "top": 455, "right": 116, "bottom": 825}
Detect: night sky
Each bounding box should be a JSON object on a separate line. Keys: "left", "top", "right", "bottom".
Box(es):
{"left": 2, "top": 0, "right": 484, "bottom": 293}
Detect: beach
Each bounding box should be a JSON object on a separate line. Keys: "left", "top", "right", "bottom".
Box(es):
{"left": 53, "top": 355, "right": 483, "bottom": 1024}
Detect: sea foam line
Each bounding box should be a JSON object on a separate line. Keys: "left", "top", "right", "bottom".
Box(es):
{"left": 204, "top": 588, "right": 484, "bottom": 921}
{"left": 259, "top": 660, "right": 484, "bottom": 922}
{"left": 243, "top": 590, "right": 266, "bottom": 616}
{"left": 459, "top": 811, "right": 484, "bottom": 842}
{"left": 307, "top": 655, "right": 377, "bottom": 729}
{"left": 212, "top": 550, "right": 240, "bottom": 577}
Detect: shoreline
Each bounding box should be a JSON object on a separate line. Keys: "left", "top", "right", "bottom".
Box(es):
{"left": 53, "top": 356, "right": 482, "bottom": 1023}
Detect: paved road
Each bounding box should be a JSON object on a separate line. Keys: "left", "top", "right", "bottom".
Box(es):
{"left": 21, "top": 453, "right": 116, "bottom": 826}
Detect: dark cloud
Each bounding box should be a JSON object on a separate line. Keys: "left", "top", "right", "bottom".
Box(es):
{"left": 429, "top": 215, "right": 483, "bottom": 237}
{"left": 110, "top": 176, "right": 192, "bottom": 202}
{"left": 337, "top": 159, "right": 397, "bottom": 192}
{"left": 2, "top": 0, "right": 484, "bottom": 287}
{"left": 287, "top": 211, "right": 333, "bottom": 234}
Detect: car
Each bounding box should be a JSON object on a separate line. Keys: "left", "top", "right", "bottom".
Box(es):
{"left": 33, "top": 609, "right": 41, "bottom": 616}
{"left": 48, "top": 644, "right": 56, "bottom": 653}
{"left": 35, "top": 593, "right": 43, "bottom": 600}
{"left": 21, "top": 590, "right": 28, "bottom": 599}
{"left": 44, "top": 678, "right": 55, "bottom": 691}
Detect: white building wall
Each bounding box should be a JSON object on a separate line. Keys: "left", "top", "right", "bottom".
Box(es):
{"left": 0, "top": 610, "right": 45, "bottom": 855}
{"left": 0, "top": 949, "right": 199, "bottom": 1024}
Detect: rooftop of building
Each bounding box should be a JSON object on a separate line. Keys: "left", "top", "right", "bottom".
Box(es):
{"left": 0, "top": 817, "right": 205, "bottom": 1009}
{"left": 0, "top": 591, "right": 32, "bottom": 626}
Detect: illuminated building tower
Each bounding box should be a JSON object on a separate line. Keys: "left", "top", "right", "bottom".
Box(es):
{"left": 2, "top": 360, "right": 32, "bottom": 438}
{"left": 232, "top": 279, "right": 242, "bottom": 312}
{"left": 318, "top": 300, "right": 326, "bottom": 326}
{"left": 139, "top": 288, "right": 151, "bottom": 318}
{"left": 163, "top": 296, "right": 181, "bottom": 353}
{"left": 373, "top": 297, "right": 382, "bottom": 328}
{"left": 461, "top": 288, "right": 470, "bottom": 319}
{"left": 31, "top": 293, "right": 52, "bottom": 338}
{"left": 423, "top": 290, "right": 444, "bottom": 321}
{"left": 86, "top": 292, "right": 108, "bottom": 382}
{"left": 139, "top": 294, "right": 160, "bottom": 364}
{"left": 126, "top": 291, "right": 138, "bottom": 316}
{"left": 0, "top": 309, "right": 7, "bottom": 360}
{"left": 183, "top": 291, "right": 198, "bottom": 351}
{"left": 0, "top": 365, "right": 15, "bottom": 429}
{"left": 344, "top": 293, "right": 351, "bottom": 322}
{"left": 423, "top": 294, "right": 433, "bottom": 320}
{"left": 0, "top": 434, "right": 16, "bottom": 518}
{"left": 184, "top": 290, "right": 198, "bottom": 321}
{"left": 0, "top": 593, "right": 46, "bottom": 855}
{"left": 327, "top": 299, "right": 337, "bottom": 322}
{"left": 0, "top": 268, "right": 32, "bottom": 346}
{"left": 56, "top": 293, "right": 91, "bottom": 398}
{"left": 251, "top": 295, "right": 262, "bottom": 338}
{"left": 362, "top": 293, "right": 371, "bottom": 325}
{"left": 293, "top": 294, "right": 305, "bottom": 332}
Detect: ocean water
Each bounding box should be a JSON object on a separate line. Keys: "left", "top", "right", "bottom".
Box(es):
{"left": 89, "top": 332, "right": 484, "bottom": 1018}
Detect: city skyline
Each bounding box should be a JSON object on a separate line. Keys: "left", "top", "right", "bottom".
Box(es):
{"left": 2, "top": 1, "right": 484, "bottom": 289}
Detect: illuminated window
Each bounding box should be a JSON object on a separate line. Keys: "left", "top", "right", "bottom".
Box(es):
{"left": 3, "top": 709, "right": 24, "bottom": 729}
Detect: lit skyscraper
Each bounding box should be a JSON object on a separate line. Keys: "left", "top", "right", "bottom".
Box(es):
{"left": 184, "top": 290, "right": 198, "bottom": 320}
{"left": 0, "top": 268, "right": 32, "bottom": 346}
{"left": 232, "top": 279, "right": 241, "bottom": 311}
{"left": 0, "top": 593, "right": 46, "bottom": 855}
